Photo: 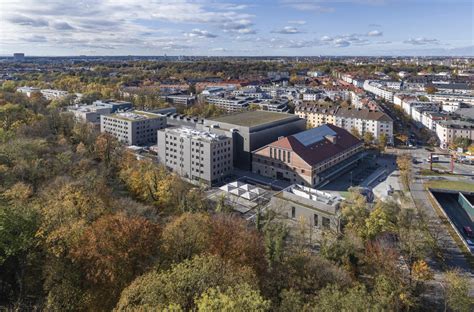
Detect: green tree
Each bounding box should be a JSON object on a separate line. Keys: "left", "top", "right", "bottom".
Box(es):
{"left": 444, "top": 269, "right": 473, "bottom": 312}
{"left": 363, "top": 131, "right": 375, "bottom": 145}
{"left": 161, "top": 212, "right": 212, "bottom": 263}
{"left": 195, "top": 283, "right": 270, "bottom": 312}
{"left": 378, "top": 133, "right": 388, "bottom": 152}
{"left": 116, "top": 255, "right": 257, "bottom": 311}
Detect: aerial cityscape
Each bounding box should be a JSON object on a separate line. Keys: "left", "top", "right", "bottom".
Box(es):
{"left": 0, "top": 0, "right": 473, "bottom": 311}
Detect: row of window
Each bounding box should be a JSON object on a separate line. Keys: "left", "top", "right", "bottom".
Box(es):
{"left": 269, "top": 147, "right": 291, "bottom": 163}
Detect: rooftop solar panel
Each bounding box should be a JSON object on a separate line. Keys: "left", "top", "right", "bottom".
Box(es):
{"left": 293, "top": 124, "right": 337, "bottom": 147}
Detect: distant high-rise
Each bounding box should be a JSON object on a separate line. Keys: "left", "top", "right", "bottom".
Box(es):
{"left": 13, "top": 53, "right": 25, "bottom": 61}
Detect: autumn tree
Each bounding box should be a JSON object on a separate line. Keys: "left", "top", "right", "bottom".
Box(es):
{"left": 161, "top": 212, "right": 212, "bottom": 263}
{"left": 444, "top": 269, "right": 473, "bottom": 312}
{"left": 116, "top": 255, "right": 257, "bottom": 311}
{"left": 69, "top": 214, "right": 162, "bottom": 310}
{"left": 378, "top": 133, "right": 388, "bottom": 152}
{"left": 397, "top": 154, "right": 412, "bottom": 190}
{"left": 195, "top": 283, "right": 270, "bottom": 311}
{"left": 363, "top": 131, "right": 375, "bottom": 145}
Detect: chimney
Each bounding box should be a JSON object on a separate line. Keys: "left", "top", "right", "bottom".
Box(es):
{"left": 326, "top": 135, "right": 337, "bottom": 144}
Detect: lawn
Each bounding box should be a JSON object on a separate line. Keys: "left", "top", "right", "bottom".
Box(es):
{"left": 425, "top": 180, "right": 474, "bottom": 193}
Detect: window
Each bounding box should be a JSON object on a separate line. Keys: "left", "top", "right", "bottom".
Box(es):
{"left": 287, "top": 152, "right": 291, "bottom": 162}
{"left": 322, "top": 217, "right": 330, "bottom": 229}
{"left": 278, "top": 149, "right": 281, "bottom": 160}
{"left": 313, "top": 214, "right": 318, "bottom": 227}
{"left": 291, "top": 206, "right": 296, "bottom": 219}
{"left": 269, "top": 148, "right": 273, "bottom": 158}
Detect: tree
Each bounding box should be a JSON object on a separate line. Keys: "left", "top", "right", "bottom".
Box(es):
{"left": 341, "top": 188, "right": 369, "bottom": 234}
{"left": 69, "top": 214, "right": 162, "bottom": 310}
{"left": 161, "top": 213, "right": 212, "bottom": 263}
{"left": 425, "top": 85, "right": 438, "bottom": 94}
{"left": 195, "top": 283, "right": 270, "bottom": 312}
{"left": 378, "top": 133, "right": 388, "bottom": 152}
{"left": 363, "top": 131, "right": 375, "bottom": 145}
{"left": 397, "top": 134, "right": 409, "bottom": 146}
{"left": 116, "top": 255, "right": 257, "bottom": 311}
{"left": 351, "top": 127, "right": 361, "bottom": 139}
{"left": 208, "top": 215, "right": 267, "bottom": 277}
{"left": 364, "top": 202, "right": 398, "bottom": 240}
{"left": 397, "top": 154, "right": 412, "bottom": 190}
{"left": 0, "top": 203, "right": 40, "bottom": 303}
{"left": 316, "top": 284, "right": 378, "bottom": 312}
{"left": 444, "top": 269, "right": 473, "bottom": 312}
{"left": 411, "top": 260, "right": 433, "bottom": 281}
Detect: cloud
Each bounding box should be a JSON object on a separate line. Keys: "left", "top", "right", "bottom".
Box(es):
{"left": 288, "top": 20, "right": 306, "bottom": 25}
{"left": 367, "top": 30, "right": 383, "bottom": 36}
{"left": 7, "top": 15, "right": 48, "bottom": 27}
{"left": 184, "top": 28, "right": 217, "bottom": 38}
{"left": 369, "top": 23, "right": 382, "bottom": 27}
{"left": 271, "top": 26, "right": 302, "bottom": 34}
{"left": 23, "top": 35, "right": 48, "bottom": 42}
{"left": 404, "top": 37, "right": 440, "bottom": 45}
{"left": 52, "top": 21, "right": 74, "bottom": 30}
{"left": 280, "top": 1, "right": 334, "bottom": 12}
{"left": 334, "top": 39, "right": 350, "bottom": 47}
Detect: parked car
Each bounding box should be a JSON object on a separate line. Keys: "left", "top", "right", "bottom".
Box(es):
{"left": 463, "top": 226, "right": 473, "bottom": 238}
{"left": 466, "top": 239, "right": 474, "bottom": 246}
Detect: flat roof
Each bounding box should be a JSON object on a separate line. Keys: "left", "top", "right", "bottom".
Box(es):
{"left": 209, "top": 111, "right": 297, "bottom": 127}
{"left": 109, "top": 111, "right": 163, "bottom": 121}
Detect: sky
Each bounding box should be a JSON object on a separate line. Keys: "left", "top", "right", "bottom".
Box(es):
{"left": 0, "top": 0, "right": 472, "bottom": 56}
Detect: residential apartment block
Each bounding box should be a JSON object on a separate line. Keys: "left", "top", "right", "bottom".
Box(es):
{"left": 295, "top": 104, "right": 393, "bottom": 143}
{"left": 435, "top": 121, "right": 474, "bottom": 149}
{"left": 100, "top": 111, "right": 166, "bottom": 146}
{"left": 252, "top": 124, "right": 364, "bottom": 187}
{"left": 157, "top": 127, "right": 233, "bottom": 185}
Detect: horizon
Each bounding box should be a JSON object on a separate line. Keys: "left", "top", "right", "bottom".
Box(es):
{"left": 0, "top": 0, "right": 472, "bottom": 57}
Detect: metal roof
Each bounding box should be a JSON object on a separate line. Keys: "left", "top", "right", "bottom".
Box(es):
{"left": 293, "top": 124, "right": 337, "bottom": 147}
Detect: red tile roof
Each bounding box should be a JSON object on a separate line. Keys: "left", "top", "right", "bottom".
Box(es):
{"left": 265, "top": 124, "right": 362, "bottom": 166}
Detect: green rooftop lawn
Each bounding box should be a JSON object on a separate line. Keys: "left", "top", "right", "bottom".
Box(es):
{"left": 425, "top": 180, "right": 474, "bottom": 193}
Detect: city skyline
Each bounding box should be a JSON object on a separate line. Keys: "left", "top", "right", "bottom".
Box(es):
{"left": 0, "top": 0, "right": 473, "bottom": 56}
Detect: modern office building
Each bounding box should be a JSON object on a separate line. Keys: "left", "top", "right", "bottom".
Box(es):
{"left": 68, "top": 103, "right": 114, "bottom": 124}
{"left": 157, "top": 127, "right": 233, "bottom": 185}
{"left": 100, "top": 111, "right": 166, "bottom": 146}
{"left": 206, "top": 96, "right": 252, "bottom": 112}
{"left": 252, "top": 124, "right": 364, "bottom": 187}
{"left": 250, "top": 99, "right": 290, "bottom": 112}
{"left": 202, "top": 111, "right": 306, "bottom": 170}
{"left": 92, "top": 100, "right": 133, "bottom": 113}
{"left": 270, "top": 184, "right": 342, "bottom": 233}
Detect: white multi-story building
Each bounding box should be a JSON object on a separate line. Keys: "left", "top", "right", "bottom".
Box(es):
{"left": 40, "top": 89, "right": 69, "bottom": 100}
{"left": 435, "top": 121, "right": 474, "bottom": 149}
{"left": 302, "top": 91, "right": 324, "bottom": 101}
{"left": 100, "top": 111, "right": 166, "bottom": 146}
{"left": 428, "top": 93, "right": 474, "bottom": 105}
{"left": 16, "top": 86, "right": 40, "bottom": 97}
{"left": 363, "top": 80, "right": 394, "bottom": 102}
{"left": 421, "top": 111, "right": 449, "bottom": 132}
{"left": 157, "top": 127, "right": 233, "bottom": 185}
{"left": 206, "top": 96, "right": 252, "bottom": 112}
{"left": 334, "top": 107, "right": 394, "bottom": 143}
{"left": 296, "top": 104, "right": 394, "bottom": 143}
